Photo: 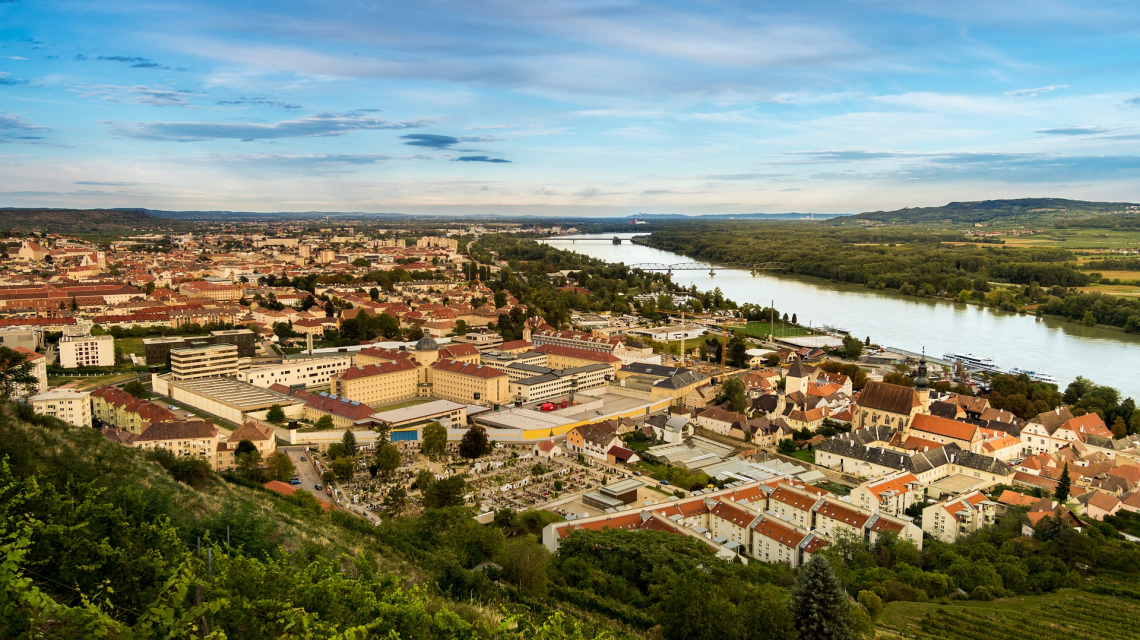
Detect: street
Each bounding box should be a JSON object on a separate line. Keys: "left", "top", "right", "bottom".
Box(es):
{"left": 282, "top": 446, "right": 332, "bottom": 504}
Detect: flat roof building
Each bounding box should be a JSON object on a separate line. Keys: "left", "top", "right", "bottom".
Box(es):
{"left": 170, "top": 343, "right": 239, "bottom": 381}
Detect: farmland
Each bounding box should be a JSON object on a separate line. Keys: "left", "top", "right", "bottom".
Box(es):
{"left": 876, "top": 589, "right": 1140, "bottom": 640}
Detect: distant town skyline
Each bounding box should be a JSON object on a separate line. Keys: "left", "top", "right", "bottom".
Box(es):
{"left": 2, "top": 0, "right": 1140, "bottom": 215}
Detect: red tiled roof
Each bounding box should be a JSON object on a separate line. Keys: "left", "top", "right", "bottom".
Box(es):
{"left": 752, "top": 516, "right": 807, "bottom": 547}
{"left": 338, "top": 360, "right": 419, "bottom": 380}
{"left": 910, "top": 413, "right": 980, "bottom": 442}
{"left": 769, "top": 486, "right": 819, "bottom": 512}
{"left": 816, "top": 500, "right": 870, "bottom": 528}
{"left": 534, "top": 344, "right": 621, "bottom": 363}
{"left": 430, "top": 359, "right": 508, "bottom": 379}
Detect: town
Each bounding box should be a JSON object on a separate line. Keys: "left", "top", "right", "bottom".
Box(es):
{"left": 4, "top": 220, "right": 1139, "bottom": 580}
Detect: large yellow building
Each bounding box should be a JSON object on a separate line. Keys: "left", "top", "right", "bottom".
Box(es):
{"left": 332, "top": 360, "right": 420, "bottom": 406}
{"left": 430, "top": 359, "right": 510, "bottom": 406}
{"left": 534, "top": 344, "right": 621, "bottom": 377}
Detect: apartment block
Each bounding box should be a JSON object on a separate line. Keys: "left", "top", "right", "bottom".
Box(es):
{"left": 430, "top": 359, "right": 509, "bottom": 406}
{"left": 170, "top": 344, "right": 239, "bottom": 380}
{"left": 29, "top": 387, "right": 92, "bottom": 427}
{"left": 238, "top": 355, "right": 353, "bottom": 390}
{"left": 58, "top": 334, "right": 115, "bottom": 368}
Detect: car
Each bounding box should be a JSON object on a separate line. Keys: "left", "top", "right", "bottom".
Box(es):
{"left": 633, "top": 471, "right": 641, "bottom": 476}
{"left": 314, "top": 484, "right": 322, "bottom": 490}
{"left": 659, "top": 480, "right": 670, "bottom": 486}
{"left": 300, "top": 456, "right": 306, "bottom": 461}
{"left": 168, "top": 405, "right": 177, "bottom": 410}
{"left": 184, "top": 412, "right": 193, "bottom": 417}
{"left": 288, "top": 478, "right": 301, "bottom": 485}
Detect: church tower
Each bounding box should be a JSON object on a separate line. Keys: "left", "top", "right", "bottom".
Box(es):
{"left": 914, "top": 351, "right": 931, "bottom": 411}
{"left": 785, "top": 355, "right": 809, "bottom": 396}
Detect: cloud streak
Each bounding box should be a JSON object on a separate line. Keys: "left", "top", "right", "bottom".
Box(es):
{"left": 112, "top": 112, "right": 432, "bottom": 141}
{"left": 452, "top": 155, "right": 510, "bottom": 163}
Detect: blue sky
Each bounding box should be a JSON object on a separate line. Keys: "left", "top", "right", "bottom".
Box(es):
{"left": 2, "top": 0, "right": 1140, "bottom": 215}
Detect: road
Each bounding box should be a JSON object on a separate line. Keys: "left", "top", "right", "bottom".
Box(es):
{"left": 282, "top": 446, "right": 332, "bottom": 505}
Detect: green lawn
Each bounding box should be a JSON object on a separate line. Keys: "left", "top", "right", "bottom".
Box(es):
{"left": 735, "top": 321, "right": 813, "bottom": 340}
{"left": 785, "top": 448, "right": 814, "bottom": 463}
{"left": 876, "top": 589, "right": 1140, "bottom": 640}
{"left": 114, "top": 336, "right": 146, "bottom": 357}
{"left": 371, "top": 397, "right": 434, "bottom": 412}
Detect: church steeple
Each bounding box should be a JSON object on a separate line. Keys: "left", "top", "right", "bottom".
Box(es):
{"left": 914, "top": 350, "right": 930, "bottom": 391}
{"left": 914, "top": 349, "right": 931, "bottom": 412}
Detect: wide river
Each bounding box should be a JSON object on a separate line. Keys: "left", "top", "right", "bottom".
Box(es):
{"left": 542, "top": 233, "right": 1140, "bottom": 399}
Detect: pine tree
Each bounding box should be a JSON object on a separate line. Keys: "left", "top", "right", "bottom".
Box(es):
{"left": 790, "top": 554, "right": 853, "bottom": 640}
{"left": 1055, "top": 462, "right": 1071, "bottom": 502}
{"left": 342, "top": 429, "right": 358, "bottom": 457}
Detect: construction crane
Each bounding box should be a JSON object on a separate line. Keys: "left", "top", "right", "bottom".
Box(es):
{"left": 666, "top": 310, "right": 745, "bottom": 381}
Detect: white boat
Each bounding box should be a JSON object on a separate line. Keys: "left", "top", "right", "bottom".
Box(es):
{"left": 943, "top": 352, "right": 1000, "bottom": 372}
{"left": 1009, "top": 367, "right": 1059, "bottom": 385}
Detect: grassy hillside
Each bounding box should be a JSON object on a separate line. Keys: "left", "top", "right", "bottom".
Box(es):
{"left": 840, "top": 198, "right": 1136, "bottom": 226}
{"left": 0, "top": 402, "right": 614, "bottom": 639}
{"left": 0, "top": 208, "right": 190, "bottom": 233}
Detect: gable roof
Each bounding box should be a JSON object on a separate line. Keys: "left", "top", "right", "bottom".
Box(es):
{"left": 910, "top": 413, "right": 981, "bottom": 442}
{"left": 857, "top": 381, "right": 920, "bottom": 415}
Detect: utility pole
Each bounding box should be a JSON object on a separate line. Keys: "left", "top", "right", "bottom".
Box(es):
{"left": 679, "top": 310, "right": 686, "bottom": 367}
{"left": 721, "top": 319, "right": 728, "bottom": 381}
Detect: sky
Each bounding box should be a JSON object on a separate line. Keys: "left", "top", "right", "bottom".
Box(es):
{"left": 2, "top": 0, "right": 1140, "bottom": 216}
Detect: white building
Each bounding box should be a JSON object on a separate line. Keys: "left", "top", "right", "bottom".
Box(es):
{"left": 12, "top": 346, "right": 47, "bottom": 396}
{"left": 58, "top": 334, "right": 115, "bottom": 368}
{"left": 170, "top": 344, "right": 239, "bottom": 381}
{"left": 29, "top": 387, "right": 92, "bottom": 427}
{"left": 921, "top": 491, "right": 996, "bottom": 543}
{"left": 237, "top": 355, "right": 354, "bottom": 390}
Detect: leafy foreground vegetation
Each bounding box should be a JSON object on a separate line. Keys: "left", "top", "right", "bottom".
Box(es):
{"left": 876, "top": 590, "right": 1140, "bottom": 640}
{"left": 0, "top": 402, "right": 611, "bottom": 639}
{"left": 5, "top": 400, "right": 1140, "bottom": 639}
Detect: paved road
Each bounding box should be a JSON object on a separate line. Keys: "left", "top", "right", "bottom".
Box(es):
{"left": 282, "top": 446, "right": 332, "bottom": 504}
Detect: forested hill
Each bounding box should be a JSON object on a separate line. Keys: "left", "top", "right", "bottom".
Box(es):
{"left": 839, "top": 198, "right": 1137, "bottom": 226}
{"left": 0, "top": 208, "right": 190, "bottom": 233}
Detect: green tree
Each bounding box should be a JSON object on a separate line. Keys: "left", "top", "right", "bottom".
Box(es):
{"left": 1083, "top": 310, "right": 1097, "bottom": 326}
{"left": 331, "top": 457, "right": 354, "bottom": 482}
{"left": 458, "top": 425, "right": 490, "bottom": 461}
{"left": 841, "top": 335, "right": 863, "bottom": 360}
{"left": 320, "top": 469, "right": 336, "bottom": 485}
{"left": 498, "top": 538, "right": 551, "bottom": 595}
{"left": 235, "top": 450, "right": 264, "bottom": 481}
{"left": 374, "top": 442, "right": 401, "bottom": 478}
{"left": 264, "top": 451, "right": 296, "bottom": 481}
{"left": 717, "top": 376, "right": 747, "bottom": 413}
{"left": 0, "top": 346, "right": 35, "bottom": 399}
{"left": 857, "top": 590, "right": 884, "bottom": 620}
{"left": 790, "top": 554, "right": 853, "bottom": 640}
{"left": 726, "top": 333, "right": 749, "bottom": 368}
{"left": 235, "top": 439, "right": 258, "bottom": 455}
{"left": 314, "top": 415, "right": 334, "bottom": 430}
{"left": 377, "top": 313, "right": 401, "bottom": 339}
{"left": 382, "top": 484, "right": 407, "bottom": 515}
{"left": 423, "top": 475, "right": 466, "bottom": 508}
{"left": 352, "top": 257, "right": 370, "bottom": 267}
{"left": 123, "top": 380, "right": 147, "bottom": 398}
{"left": 421, "top": 421, "right": 448, "bottom": 459}
{"left": 326, "top": 442, "right": 346, "bottom": 460}
{"left": 342, "top": 429, "right": 358, "bottom": 456}
{"left": 266, "top": 404, "right": 286, "bottom": 424}
{"left": 1112, "top": 416, "right": 1128, "bottom": 439}
{"left": 1056, "top": 462, "right": 1071, "bottom": 502}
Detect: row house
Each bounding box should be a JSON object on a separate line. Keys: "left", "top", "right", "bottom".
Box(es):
{"left": 921, "top": 491, "right": 996, "bottom": 543}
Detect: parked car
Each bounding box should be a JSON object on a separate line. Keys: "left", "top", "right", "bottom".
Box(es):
{"left": 660, "top": 480, "right": 670, "bottom": 486}
{"left": 314, "top": 484, "right": 322, "bottom": 490}
{"left": 300, "top": 456, "right": 306, "bottom": 461}
{"left": 168, "top": 405, "right": 177, "bottom": 410}
{"left": 288, "top": 478, "right": 301, "bottom": 485}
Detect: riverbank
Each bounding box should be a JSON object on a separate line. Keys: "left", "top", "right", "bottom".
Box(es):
{"left": 541, "top": 233, "right": 1140, "bottom": 398}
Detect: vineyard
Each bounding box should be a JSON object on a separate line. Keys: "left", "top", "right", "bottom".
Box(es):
{"left": 877, "top": 589, "right": 1140, "bottom": 640}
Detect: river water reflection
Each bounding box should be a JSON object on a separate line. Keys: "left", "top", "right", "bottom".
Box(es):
{"left": 541, "top": 233, "right": 1140, "bottom": 399}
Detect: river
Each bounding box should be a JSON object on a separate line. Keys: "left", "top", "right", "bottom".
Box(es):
{"left": 541, "top": 232, "right": 1140, "bottom": 400}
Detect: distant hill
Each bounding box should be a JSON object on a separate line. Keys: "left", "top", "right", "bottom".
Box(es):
{"left": 0, "top": 208, "right": 191, "bottom": 233}
{"left": 839, "top": 198, "right": 1138, "bottom": 226}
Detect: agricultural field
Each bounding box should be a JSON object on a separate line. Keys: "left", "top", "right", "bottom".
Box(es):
{"left": 876, "top": 590, "right": 1140, "bottom": 640}
{"left": 1082, "top": 269, "right": 1140, "bottom": 281}
{"left": 998, "top": 228, "right": 1140, "bottom": 250}
{"left": 1076, "top": 284, "right": 1140, "bottom": 298}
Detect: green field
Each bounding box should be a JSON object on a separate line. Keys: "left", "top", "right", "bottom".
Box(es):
{"left": 785, "top": 448, "right": 814, "bottom": 463}
{"left": 877, "top": 590, "right": 1140, "bottom": 640}
{"left": 1000, "top": 228, "right": 1140, "bottom": 249}
{"left": 114, "top": 336, "right": 146, "bottom": 357}
{"left": 735, "top": 321, "right": 813, "bottom": 340}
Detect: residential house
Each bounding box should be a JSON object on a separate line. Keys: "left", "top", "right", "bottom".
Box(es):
{"left": 921, "top": 491, "right": 996, "bottom": 543}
